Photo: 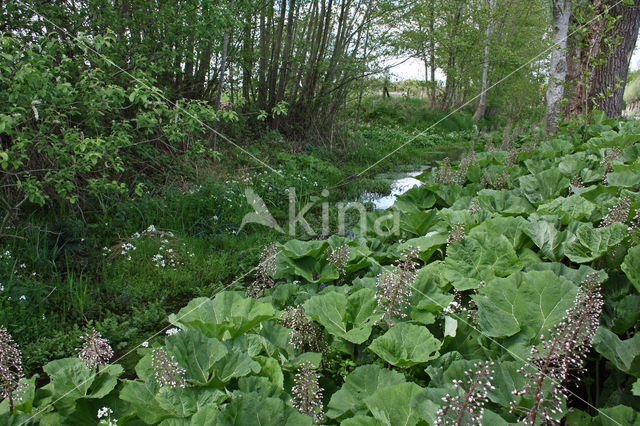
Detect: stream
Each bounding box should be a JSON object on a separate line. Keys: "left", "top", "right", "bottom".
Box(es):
{"left": 360, "top": 147, "right": 465, "bottom": 209}
{"left": 361, "top": 169, "right": 428, "bottom": 210}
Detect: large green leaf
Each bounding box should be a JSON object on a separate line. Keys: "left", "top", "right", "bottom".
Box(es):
{"left": 563, "top": 222, "right": 628, "bottom": 263}
{"left": 400, "top": 210, "right": 442, "bottom": 236}
{"left": 340, "top": 416, "right": 385, "bottom": 425}
{"left": 168, "top": 292, "right": 275, "bottom": 340}
{"left": 537, "top": 195, "right": 597, "bottom": 225}
{"left": 395, "top": 231, "right": 447, "bottom": 262}
{"left": 622, "top": 245, "right": 640, "bottom": 293}
{"left": 364, "top": 382, "right": 424, "bottom": 426}
{"left": 523, "top": 219, "right": 573, "bottom": 261}
{"left": 525, "top": 262, "right": 606, "bottom": 285}
{"left": 594, "top": 327, "right": 640, "bottom": 377}
{"left": 212, "top": 344, "right": 261, "bottom": 385}
{"left": 593, "top": 405, "right": 640, "bottom": 426}
{"left": 326, "top": 364, "right": 406, "bottom": 420}
{"left": 276, "top": 254, "right": 338, "bottom": 283}
{"left": 444, "top": 231, "right": 522, "bottom": 290}
{"left": 278, "top": 239, "right": 328, "bottom": 259}
{"left": 216, "top": 392, "right": 312, "bottom": 425}
{"left": 165, "top": 330, "right": 228, "bottom": 385}
{"left": 368, "top": 323, "right": 441, "bottom": 368}
{"left": 409, "top": 262, "right": 454, "bottom": 316}
{"left": 40, "top": 358, "right": 122, "bottom": 413}
{"left": 607, "top": 164, "right": 640, "bottom": 188}
{"left": 395, "top": 186, "right": 437, "bottom": 212}
{"left": 120, "top": 379, "right": 171, "bottom": 424}
{"left": 155, "top": 387, "right": 226, "bottom": 418}
{"left": 474, "top": 271, "right": 577, "bottom": 339}
{"left": 303, "top": 288, "right": 378, "bottom": 344}
{"left": 275, "top": 239, "right": 342, "bottom": 283}
{"left": 469, "top": 216, "right": 529, "bottom": 250}
{"left": 518, "top": 168, "right": 569, "bottom": 204}
{"left": 477, "top": 189, "right": 535, "bottom": 216}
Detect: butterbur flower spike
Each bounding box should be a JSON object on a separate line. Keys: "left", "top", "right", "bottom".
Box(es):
{"left": 281, "top": 305, "right": 325, "bottom": 352}
{"left": 600, "top": 196, "right": 630, "bottom": 228}
{"left": 435, "top": 157, "right": 456, "bottom": 185}
{"left": 600, "top": 147, "right": 621, "bottom": 184}
{"left": 0, "top": 326, "right": 25, "bottom": 414}
{"left": 247, "top": 242, "right": 278, "bottom": 298}
{"left": 77, "top": 329, "right": 114, "bottom": 373}
{"left": 291, "top": 361, "right": 324, "bottom": 423}
{"left": 435, "top": 361, "right": 495, "bottom": 426}
{"left": 326, "top": 244, "right": 349, "bottom": 278}
{"left": 469, "top": 199, "right": 481, "bottom": 215}
{"left": 152, "top": 347, "right": 187, "bottom": 388}
{"left": 447, "top": 224, "right": 465, "bottom": 249}
{"left": 375, "top": 248, "right": 419, "bottom": 328}
{"left": 510, "top": 272, "right": 603, "bottom": 425}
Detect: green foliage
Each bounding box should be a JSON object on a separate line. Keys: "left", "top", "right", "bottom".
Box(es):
{"left": 5, "top": 111, "right": 640, "bottom": 424}
{"left": 0, "top": 34, "right": 233, "bottom": 234}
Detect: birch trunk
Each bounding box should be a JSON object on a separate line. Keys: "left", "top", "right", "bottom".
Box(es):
{"left": 473, "top": 0, "right": 494, "bottom": 121}
{"left": 545, "top": 0, "right": 572, "bottom": 135}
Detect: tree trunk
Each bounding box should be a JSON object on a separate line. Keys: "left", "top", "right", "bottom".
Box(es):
{"left": 257, "top": 0, "right": 273, "bottom": 109}
{"left": 473, "top": 0, "right": 494, "bottom": 121}
{"left": 215, "top": 0, "right": 235, "bottom": 109}
{"left": 429, "top": 6, "right": 437, "bottom": 107}
{"left": 267, "top": 0, "right": 287, "bottom": 110}
{"left": 589, "top": 0, "right": 640, "bottom": 117}
{"left": 563, "top": 13, "right": 582, "bottom": 119}
{"left": 276, "top": 0, "right": 297, "bottom": 104}
{"left": 566, "top": 0, "right": 607, "bottom": 117}
{"left": 242, "top": 11, "right": 254, "bottom": 103}
{"left": 545, "top": 0, "right": 572, "bottom": 135}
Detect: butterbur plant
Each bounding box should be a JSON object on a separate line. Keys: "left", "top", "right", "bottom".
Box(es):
{"left": 434, "top": 157, "right": 456, "bottom": 185}
{"left": 569, "top": 176, "right": 584, "bottom": 195}
{"left": 247, "top": 242, "right": 278, "bottom": 298}
{"left": 0, "top": 327, "right": 25, "bottom": 414}
{"left": 375, "top": 248, "right": 419, "bottom": 328}
{"left": 447, "top": 224, "right": 466, "bottom": 249}
{"left": 481, "top": 170, "right": 508, "bottom": 190}
{"left": 326, "top": 244, "right": 349, "bottom": 279}
{"left": 291, "top": 361, "right": 324, "bottom": 423}
{"left": 77, "top": 329, "right": 114, "bottom": 373}
{"left": 510, "top": 272, "right": 603, "bottom": 425}
{"left": 600, "top": 196, "right": 630, "bottom": 228}
{"left": 152, "top": 347, "right": 187, "bottom": 388}
{"left": 281, "top": 305, "right": 325, "bottom": 352}
{"left": 506, "top": 148, "right": 519, "bottom": 166}
{"left": 469, "top": 199, "right": 481, "bottom": 215}
{"left": 600, "top": 147, "right": 621, "bottom": 184}
{"left": 435, "top": 361, "right": 495, "bottom": 426}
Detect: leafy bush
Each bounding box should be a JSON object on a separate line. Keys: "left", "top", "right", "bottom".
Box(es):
{"left": 0, "top": 34, "right": 232, "bottom": 234}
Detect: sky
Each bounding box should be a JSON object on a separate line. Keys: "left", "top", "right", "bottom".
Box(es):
{"left": 386, "top": 57, "right": 442, "bottom": 82}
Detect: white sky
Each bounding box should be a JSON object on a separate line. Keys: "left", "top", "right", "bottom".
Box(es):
{"left": 385, "top": 57, "right": 445, "bottom": 82}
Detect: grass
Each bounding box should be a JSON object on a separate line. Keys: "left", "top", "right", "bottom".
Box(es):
{"left": 1, "top": 96, "right": 487, "bottom": 376}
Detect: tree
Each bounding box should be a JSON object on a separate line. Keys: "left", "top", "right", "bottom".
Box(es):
{"left": 588, "top": 0, "right": 640, "bottom": 117}
{"left": 545, "top": 0, "right": 572, "bottom": 135}
{"left": 473, "top": 0, "right": 495, "bottom": 121}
